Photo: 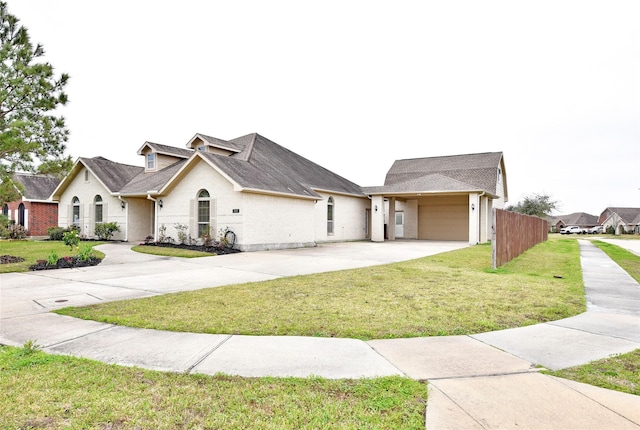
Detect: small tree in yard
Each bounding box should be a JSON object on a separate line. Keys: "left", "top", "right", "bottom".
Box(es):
{"left": 0, "top": 2, "right": 72, "bottom": 203}
{"left": 506, "top": 193, "right": 559, "bottom": 218}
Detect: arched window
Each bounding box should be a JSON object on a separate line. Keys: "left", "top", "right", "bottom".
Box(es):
{"left": 197, "top": 189, "right": 210, "bottom": 238}
{"left": 327, "top": 197, "right": 334, "bottom": 235}
{"left": 2, "top": 204, "right": 8, "bottom": 217}
{"left": 18, "top": 203, "right": 25, "bottom": 227}
{"left": 94, "top": 195, "right": 103, "bottom": 223}
{"left": 72, "top": 197, "right": 80, "bottom": 226}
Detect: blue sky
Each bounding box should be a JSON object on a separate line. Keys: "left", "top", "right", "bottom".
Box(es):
{"left": 8, "top": 0, "right": 639, "bottom": 216}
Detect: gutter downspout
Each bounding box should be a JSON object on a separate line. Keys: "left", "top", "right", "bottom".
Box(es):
{"left": 117, "top": 195, "right": 128, "bottom": 242}
{"left": 147, "top": 194, "right": 158, "bottom": 241}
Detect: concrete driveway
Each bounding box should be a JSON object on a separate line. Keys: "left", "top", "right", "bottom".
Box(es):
{"left": 1, "top": 240, "right": 469, "bottom": 318}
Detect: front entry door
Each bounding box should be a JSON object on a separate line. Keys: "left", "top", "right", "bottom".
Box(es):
{"left": 395, "top": 211, "right": 404, "bottom": 238}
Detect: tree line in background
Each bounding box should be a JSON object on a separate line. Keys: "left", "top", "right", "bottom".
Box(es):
{"left": 506, "top": 193, "right": 559, "bottom": 218}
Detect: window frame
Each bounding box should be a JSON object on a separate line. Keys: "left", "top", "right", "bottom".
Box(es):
{"left": 94, "top": 195, "right": 103, "bottom": 223}
{"left": 72, "top": 196, "right": 80, "bottom": 226}
{"left": 146, "top": 153, "right": 156, "bottom": 169}
{"left": 327, "top": 197, "right": 334, "bottom": 235}
{"left": 197, "top": 189, "right": 211, "bottom": 238}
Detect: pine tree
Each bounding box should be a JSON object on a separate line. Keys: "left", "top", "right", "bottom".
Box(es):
{"left": 0, "top": 1, "right": 72, "bottom": 203}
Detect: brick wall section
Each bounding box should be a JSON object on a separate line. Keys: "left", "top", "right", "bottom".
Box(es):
{"left": 3, "top": 200, "right": 58, "bottom": 236}
{"left": 492, "top": 209, "right": 548, "bottom": 268}
{"left": 28, "top": 202, "right": 58, "bottom": 236}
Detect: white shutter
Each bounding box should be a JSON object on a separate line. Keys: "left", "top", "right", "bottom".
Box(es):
{"left": 68, "top": 204, "right": 73, "bottom": 226}
{"left": 102, "top": 202, "right": 108, "bottom": 222}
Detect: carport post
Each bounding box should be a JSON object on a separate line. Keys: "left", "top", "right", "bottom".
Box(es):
{"left": 371, "top": 195, "right": 385, "bottom": 242}
{"left": 469, "top": 193, "right": 480, "bottom": 245}
{"left": 388, "top": 197, "right": 396, "bottom": 240}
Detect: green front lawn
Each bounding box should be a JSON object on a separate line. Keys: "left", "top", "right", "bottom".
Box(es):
{"left": 0, "top": 240, "right": 105, "bottom": 273}
{"left": 545, "top": 349, "right": 640, "bottom": 395}
{"left": 131, "top": 244, "right": 216, "bottom": 258}
{"left": 0, "top": 345, "right": 426, "bottom": 429}
{"left": 592, "top": 240, "right": 640, "bottom": 283}
{"left": 57, "top": 238, "right": 586, "bottom": 340}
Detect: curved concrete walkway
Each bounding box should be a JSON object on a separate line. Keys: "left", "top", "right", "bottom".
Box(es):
{"left": 1, "top": 239, "right": 639, "bottom": 429}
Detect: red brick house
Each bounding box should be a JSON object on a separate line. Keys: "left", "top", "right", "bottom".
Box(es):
{"left": 2, "top": 173, "right": 60, "bottom": 237}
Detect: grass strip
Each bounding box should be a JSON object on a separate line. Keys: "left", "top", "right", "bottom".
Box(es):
{"left": 57, "top": 238, "right": 585, "bottom": 340}
{"left": 0, "top": 240, "right": 105, "bottom": 273}
{"left": 591, "top": 240, "right": 640, "bottom": 283}
{"left": 131, "top": 245, "right": 216, "bottom": 258}
{"left": 0, "top": 345, "right": 427, "bottom": 429}
{"left": 544, "top": 349, "right": 640, "bottom": 395}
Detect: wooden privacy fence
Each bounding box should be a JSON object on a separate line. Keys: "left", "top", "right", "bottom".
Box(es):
{"left": 492, "top": 209, "right": 548, "bottom": 268}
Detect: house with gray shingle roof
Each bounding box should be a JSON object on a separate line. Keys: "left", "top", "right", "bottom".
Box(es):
{"left": 2, "top": 173, "right": 60, "bottom": 236}
{"left": 50, "top": 133, "right": 508, "bottom": 249}
{"left": 599, "top": 207, "right": 640, "bottom": 235}
{"left": 546, "top": 212, "right": 598, "bottom": 233}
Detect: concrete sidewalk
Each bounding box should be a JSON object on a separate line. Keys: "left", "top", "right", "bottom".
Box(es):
{"left": 1, "top": 239, "right": 639, "bottom": 429}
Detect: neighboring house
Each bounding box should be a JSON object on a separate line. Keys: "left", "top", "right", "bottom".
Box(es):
{"left": 50, "top": 133, "right": 508, "bottom": 250}
{"left": 599, "top": 207, "right": 640, "bottom": 235}
{"left": 1, "top": 173, "right": 60, "bottom": 237}
{"left": 546, "top": 212, "right": 598, "bottom": 233}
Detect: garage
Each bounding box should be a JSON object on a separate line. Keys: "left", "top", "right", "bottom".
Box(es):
{"left": 418, "top": 195, "right": 469, "bottom": 241}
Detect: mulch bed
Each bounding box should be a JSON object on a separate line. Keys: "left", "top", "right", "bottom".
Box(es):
{"left": 0, "top": 255, "right": 25, "bottom": 264}
{"left": 141, "top": 242, "right": 241, "bottom": 255}
{"left": 29, "top": 256, "right": 103, "bottom": 271}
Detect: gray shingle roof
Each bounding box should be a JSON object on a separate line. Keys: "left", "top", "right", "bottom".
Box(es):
{"left": 144, "top": 142, "right": 193, "bottom": 158}
{"left": 120, "top": 159, "right": 188, "bottom": 195}
{"left": 378, "top": 152, "right": 504, "bottom": 195}
{"left": 363, "top": 174, "right": 480, "bottom": 194}
{"left": 201, "top": 133, "right": 363, "bottom": 197}
{"left": 601, "top": 207, "right": 640, "bottom": 225}
{"left": 80, "top": 157, "right": 144, "bottom": 193}
{"left": 193, "top": 134, "right": 247, "bottom": 153}
{"left": 12, "top": 173, "right": 60, "bottom": 200}
{"left": 549, "top": 212, "right": 598, "bottom": 226}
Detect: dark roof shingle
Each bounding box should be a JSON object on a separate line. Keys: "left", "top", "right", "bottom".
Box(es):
{"left": 12, "top": 173, "right": 60, "bottom": 200}
{"left": 203, "top": 133, "right": 363, "bottom": 197}
{"left": 377, "top": 152, "right": 504, "bottom": 195}
{"left": 80, "top": 157, "right": 144, "bottom": 193}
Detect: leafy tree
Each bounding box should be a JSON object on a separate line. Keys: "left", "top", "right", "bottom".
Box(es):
{"left": 506, "top": 193, "right": 559, "bottom": 218}
{"left": 0, "top": 1, "right": 72, "bottom": 203}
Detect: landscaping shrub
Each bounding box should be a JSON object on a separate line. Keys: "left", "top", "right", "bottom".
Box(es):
{"left": 94, "top": 222, "right": 120, "bottom": 240}
{"left": 47, "top": 226, "right": 66, "bottom": 241}
{"left": 77, "top": 245, "right": 94, "bottom": 262}
{"left": 4, "top": 224, "right": 28, "bottom": 239}
{"left": 174, "top": 223, "right": 188, "bottom": 244}
{"left": 47, "top": 225, "right": 80, "bottom": 241}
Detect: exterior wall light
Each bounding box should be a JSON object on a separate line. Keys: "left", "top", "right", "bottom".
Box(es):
{"left": 471, "top": 203, "right": 475, "bottom": 211}
{"left": 158, "top": 199, "right": 163, "bottom": 208}
{"left": 120, "top": 201, "right": 126, "bottom": 209}
{"left": 374, "top": 205, "right": 378, "bottom": 212}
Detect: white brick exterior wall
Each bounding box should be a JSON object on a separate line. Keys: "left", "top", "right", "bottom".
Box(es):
{"left": 313, "top": 192, "right": 370, "bottom": 243}
{"left": 57, "top": 167, "right": 126, "bottom": 240}
{"left": 157, "top": 160, "right": 238, "bottom": 243}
